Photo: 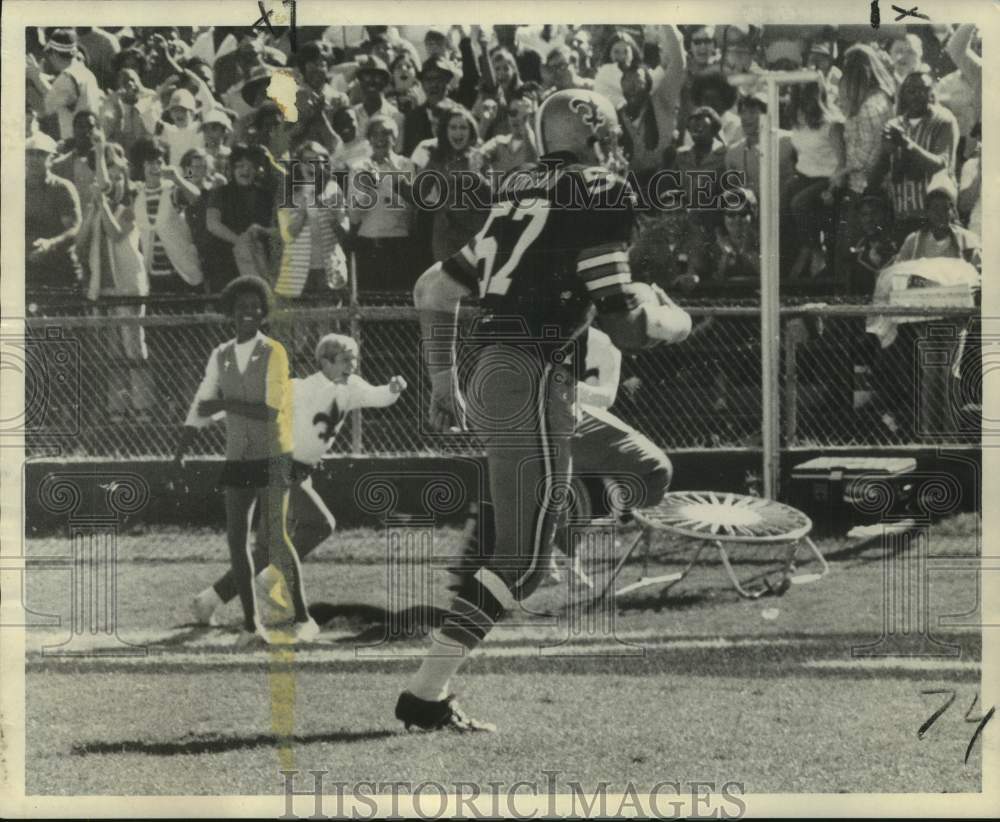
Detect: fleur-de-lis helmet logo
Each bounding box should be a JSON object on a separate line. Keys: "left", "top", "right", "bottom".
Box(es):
{"left": 569, "top": 96, "right": 607, "bottom": 133}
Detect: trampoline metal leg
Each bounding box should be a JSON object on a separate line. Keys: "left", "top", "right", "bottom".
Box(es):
{"left": 716, "top": 541, "right": 773, "bottom": 599}
{"left": 787, "top": 536, "right": 830, "bottom": 585}
{"left": 615, "top": 541, "right": 706, "bottom": 597}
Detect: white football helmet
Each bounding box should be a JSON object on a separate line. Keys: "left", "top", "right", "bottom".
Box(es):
{"left": 535, "top": 88, "right": 624, "bottom": 169}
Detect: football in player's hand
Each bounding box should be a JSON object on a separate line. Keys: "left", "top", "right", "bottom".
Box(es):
{"left": 599, "top": 281, "right": 662, "bottom": 352}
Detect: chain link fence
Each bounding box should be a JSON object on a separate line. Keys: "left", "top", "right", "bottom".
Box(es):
{"left": 17, "top": 299, "right": 980, "bottom": 460}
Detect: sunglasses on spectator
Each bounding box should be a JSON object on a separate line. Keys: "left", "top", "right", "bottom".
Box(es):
{"left": 692, "top": 37, "right": 715, "bottom": 45}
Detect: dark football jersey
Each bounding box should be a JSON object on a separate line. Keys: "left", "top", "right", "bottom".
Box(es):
{"left": 442, "top": 159, "right": 639, "bottom": 352}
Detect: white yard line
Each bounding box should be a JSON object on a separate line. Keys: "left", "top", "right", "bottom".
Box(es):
{"left": 802, "top": 658, "right": 980, "bottom": 673}
{"left": 21, "top": 628, "right": 839, "bottom": 662}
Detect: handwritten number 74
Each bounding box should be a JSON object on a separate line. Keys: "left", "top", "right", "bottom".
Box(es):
{"left": 919, "top": 689, "right": 995, "bottom": 763}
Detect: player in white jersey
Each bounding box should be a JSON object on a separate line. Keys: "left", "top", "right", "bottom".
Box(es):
{"left": 572, "top": 325, "right": 672, "bottom": 519}
{"left": 191, "top": 333, "right": 406, "bottom": 626}
{"left": 543, "top": 325, "right": 673, "bottom": 587}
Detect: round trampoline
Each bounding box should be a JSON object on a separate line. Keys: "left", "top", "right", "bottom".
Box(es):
{"left": 606, "top": 491, "right": 829, "bottom": 600}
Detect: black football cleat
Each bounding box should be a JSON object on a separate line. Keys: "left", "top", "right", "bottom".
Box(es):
{"left": 395, "top": 690, "right": 497, "bottom": 733}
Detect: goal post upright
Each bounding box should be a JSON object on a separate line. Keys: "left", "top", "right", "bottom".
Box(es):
{"left": 728, "top": 69, "right": 820, "bottom": 500}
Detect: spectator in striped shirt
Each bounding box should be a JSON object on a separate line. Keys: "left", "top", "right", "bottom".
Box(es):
{"left": 274, "top": 141, "right": 350, "bottom": 299}
{"left": 868, "top": 71, "right": 959, "bottom": 245}
{"left": 130, "top": 137, "right": 203, "bottom": 296}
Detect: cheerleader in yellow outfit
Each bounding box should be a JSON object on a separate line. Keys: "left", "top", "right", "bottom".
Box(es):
{"left": 174, "top": 276, "right": 318, "bottom": 647}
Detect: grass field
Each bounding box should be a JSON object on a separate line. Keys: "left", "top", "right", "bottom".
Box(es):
{"left": 22, "top": 514, "right": 984, "bottom": 796}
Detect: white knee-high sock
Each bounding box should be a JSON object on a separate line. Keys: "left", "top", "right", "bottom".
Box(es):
{"left": 407, "top": 631, "right": 470, "bottom": 702}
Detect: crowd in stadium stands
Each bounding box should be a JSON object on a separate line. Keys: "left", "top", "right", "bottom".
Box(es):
{"left": 25, "top": 22, "right": 982, "bottom": 312}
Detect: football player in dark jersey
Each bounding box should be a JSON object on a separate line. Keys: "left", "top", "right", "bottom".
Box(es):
{"left": 396, "top": 89, "right": 692, "bottom": 733}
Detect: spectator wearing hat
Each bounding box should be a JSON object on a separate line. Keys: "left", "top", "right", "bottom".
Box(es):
{"left": 807, "top": 41, "right": 842, "bottom": 106}
{"left": 352, "top": 55, "right": 404, "bottom": 152}
{"left": 895, "top": 174, "right": 980, "bottom": 267}
{"left": 275, "top": 141, "right": 350, "bottom": 299}
{"left": 76, "top": 27, "right": 121, "bottom": 91}
{"left": 157, "top": 88, "right": 204, "bottom": 165}
{"left": 347, "top": 115, "right": 418, "bottom": 297}
{"left": 200, "top": 107, "right": 233, "bottom": 178}
{"left": 101, "top": 67, "right": 161, "bottom": 154}
{"left": 402, "top": 56, "right": 456, "bottom": 156}
{"left": 868, "top": 175, "right": 979, "bottom": 440}
{"left": 868, "top": 71, "right": 959, "bottom": 246}
{"left": 27, "top": 28, "right": 105, "bottom": 141}
{"left": 148, "top": 33, "right": 216, "bottom": 117}
{"left": 25, "top": 131, "right": 82, "bottom": 294}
